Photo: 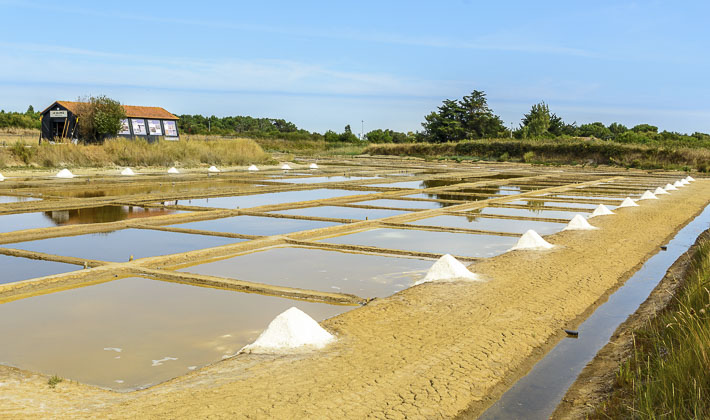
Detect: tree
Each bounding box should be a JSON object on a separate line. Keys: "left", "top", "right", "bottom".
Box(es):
{"left": 421, "top": 90, "right": 505, "bottom": 142}
{"left": 521, "top": 101, "right": 551, "bottom": 137}
{"left": 578, "top": 122, "right": 612, "bottom": 140}
{"left": 608, "top": 122, "right": 628, "bottom": 138}
{"left": 631, "top": 123, "right": 658, "bottom": 133}
{"left": 338, "top": 125, "right": 359, "bottom": 142}
{"left": 75, "top": 95, "right": 126, "bottom": 142}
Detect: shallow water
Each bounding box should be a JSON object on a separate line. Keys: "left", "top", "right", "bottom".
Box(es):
{"left": 320, "top": 227, "right": 517, "bottom": 258}
{"left": 272, "top": 205, "right": 408, "bottom": 220}
{"left": 478, "top": 203, "right": 710, "bottom": 420}
{"left": 168, "top": 215, "right": 339, "bottom": 235}
{"left": 171, "top": 188, "right": 373, "bottom": 209}
{"left": 272, "top": 175, "right": 380, "bottom": 184}
{"left": 507, "top": 200, "right": 606, "bottom": 210}
{"left": 477, "top": 207, "right": 579, "bottom": 220}
{"left": 0, "top": 276, "right": 348, "bottom": 391}
{"left": 181, "top": 247, "right": 431, "bottom": 297}
{"left": 0, "top": 206, "right": 182, "bottom": 234}
{"left": 0, "top": 195, "right": 40, "bottom": 204}
{"left": 0, "top": 254, "right": 78, "bottom": 284}
{"left": 354, "top": 199, "right": 453, "bottom": 210}
{"left": 409, "top": 215, "right": 564, "bottom": 235}
{"left": 9, "top": 229, "right": 238, "bottom": 262}
{"left": 369, "top": 180, "right": 426, "bottom": 189}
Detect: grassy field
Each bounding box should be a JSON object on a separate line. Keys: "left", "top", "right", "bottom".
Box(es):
{"left": 593, "top": 238, "right": 710, "bottom": 419}
{"left": 0, "top": 135, "right": 271, "bottom": 168}
{"left": 365, "top": 139, "right": 710, "bottom": 172}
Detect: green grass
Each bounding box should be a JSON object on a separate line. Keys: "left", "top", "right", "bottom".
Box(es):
{"left": 365, "top": 138, "right": 710, "bottom": 172}
{"left": 48, "top": 375, "right": 63, "bottom": 388}
{"left": 593, "top": 239, "right": 710, "bottom": 419}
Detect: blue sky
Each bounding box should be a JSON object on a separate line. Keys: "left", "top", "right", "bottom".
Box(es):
{"left": 0, "top": 0, "right": 708, "bottom": 134}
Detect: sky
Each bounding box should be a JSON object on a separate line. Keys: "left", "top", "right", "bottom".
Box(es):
{"left": 0, "top": 0, "right": 709, "bottom": 135}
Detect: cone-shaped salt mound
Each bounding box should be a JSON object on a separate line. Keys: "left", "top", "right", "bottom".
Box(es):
{"left": 686, "top": 176, "right": 695, "bottom": 182}
{"left": 680, "top": 179, "right": 690, "bottom": 185}
{"left": 639, "top": 190, "right": 658, "bottom": 200}
{"left": 208, "top": 165, "right": 220, "bottom": 173}
{"left": 167, "top": 167, "right": 180, "bottom": 174}
{"left": 281, "top": 164, "right": 292, "bottom": 170}
{"left": 56, "top": 169, "right": 75, "bottom": 178}
{"left": 564, "top": 214, "right": 598, "bottom": 231}
{"left": 665, "top": 183, "right": 678, "bottom": 191}
{"left": 653, "top": 187, "right": 669, "bottom": 195}
{"left": 247, "top": 164, "right": 259, "bottom": 171}
{"left": 309, "top": 163, "right": 319, "bottom": 169}
{"left": 0, "top": 173, "right": 4, "bottom": 181}
{"left": 414, "top": 254, "right": 482, "bottom": 285}
{"left": 240, "top": 307, "right": 335, "bottom": 354}
{"left": 509, "top": 230, "right": 554, "bottom": 251}
{"left": 590, "top": 204, "right": 615, "bottom": 218}
{"left": 120, "top": 167, "right": 136, "bottom": 176}
{"left": 619, "top": 197, "right": 639, "bottom": 207}
{"left": 673, "top": 180, "right": 684, "bottom": 188}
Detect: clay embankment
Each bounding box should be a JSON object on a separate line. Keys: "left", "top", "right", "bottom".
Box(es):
{"left": 0, "top": 181, "right": 707, "bottom": 419}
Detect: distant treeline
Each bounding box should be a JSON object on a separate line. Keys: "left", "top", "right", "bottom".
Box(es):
{"left": 0, "top": 106, "right": 41, "bottom": 130}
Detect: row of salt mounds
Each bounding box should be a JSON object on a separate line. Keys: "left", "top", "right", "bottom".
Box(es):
{"left": 564, "top": 214, "right": 598, "bottom": 231}
{"left": 639, "top": 190, "right": 658, "bottom": 200}
{"left": 619, "top": 197, "right": 639, "bottom": 207}
{"left": 208, "top": 165, "right": 220, "bottom": 173}
{"left": 0, "top": 173, "right": 4, "bottom": 181}
{"left": 680, "top": 178, "right": 690, "bottom": 186}
{"left": 665, "top": 183, "right": 678, "bottom": 191}
{"left": 240, "top": 307, "right": 334, "bottom": 354}
{"left": 121, "top": 167, "right": 136, "bottom": 176}
{"left": 590, "top": 204, "right": 614, "bottom": 218}
{"left": 673, "top": 180, "right": 684, "bottom": 188}
{"left": 167, "top": 167, "right": 180, "bottom": 174}
{"left": 56, "top": 169, "right": 75, "bottom": 178}
{"left": 248, "top": 164, "right": 259, "bottom": 171}
{"left": 309, "top": 163, "right": 319, "bottom": 169}
{"left": 653, "top": 186, "right": 669, "bottom": 195}
{"left": 414, "top": 254, "right": 482, "bottom": 285}
{"left": 509, "top": 229, "right": 554, "bottom": 251}
{"left": 281, "top": 163, "right": 292, "bottom": 170}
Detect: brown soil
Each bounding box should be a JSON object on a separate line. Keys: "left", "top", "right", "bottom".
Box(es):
{"left": 0, "top": 165, "right": 706, "bottom": 419}
{"left": 550, "top": 229, "right": 710, "bottom": 420}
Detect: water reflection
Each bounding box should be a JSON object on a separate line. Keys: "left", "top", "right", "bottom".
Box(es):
{"left": 43, "top": 206, "right": 179, "bottom": 226}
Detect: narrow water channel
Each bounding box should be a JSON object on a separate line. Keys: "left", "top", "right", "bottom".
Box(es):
{"left": 477, "top": 204, "right": 710, "bottom": 420}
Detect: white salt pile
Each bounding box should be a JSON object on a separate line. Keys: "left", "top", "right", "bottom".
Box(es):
{"left": 619, "top": 197, "right": 639, "bottom": 207}
{"left": 590, "top": 204, "right": 615, "bottom": 218}
{"left": 208, "top": 165, "right": 220, "bottom": 173}
{"left": 167, "top": 167, "right": 180, "bottom": 174}
{"left": 665, "top": 183, "right": 678, "bottom": 191}
{"left": 248, "top": 164, "right": 259, "bottom": 171}
{"left": 509, "top": 230, "right": 554, "bottom": 251}
{"left": 680, "top": 178, "right": 690, "bottom": 185}
{"left": 653, "top": 187, "right": 669, "bottom": 195}
{"left": 414, "top": 254, "right": 481, "bottom": 285}
{"left": 151, "top": 356, "right": 178, "bottom": 367}
{"left": 240, "top": 307, "right": 335, "bottom": 354}
{"left": 686, "top": 176, "right": 696, "bottom": 182}
{"left": 673, "top": 180, "right": 684, "bottom": 188}
{"left": 120, "top": 167, "right": 136, "bottom": 176}
{"left": 56, "top": 169, "right": 75, "bottom": 178}
{"left": 639, "top": 190, "right": 658, "bottom": 200}
{"left": 0, "top": 173, "right": 4, "bottom": 181}
{"left": 309, "top": 163, "right": 319, "bottom": 169}
{"left": 281, "top": 164, "right": 292, "bottom": 170}
{"left": 563, "top": 214, "right": 598, "bottom": 231}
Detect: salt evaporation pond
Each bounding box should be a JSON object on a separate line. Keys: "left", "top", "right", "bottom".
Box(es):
{"left": 273, "top": 175, "right": 380, "bottom": 184}
{"left": 168, "top": 215, "right": 339, "bottom": 236}
{"left": 320, "top": 228, "right": 516, "bottom": 258}
{"left": 0, "top": 254, "right": 78, "bottom": 285}
{"left": 507, "top": 200, "right": 605, "bottom": 210}
{"left": 8, "top": 229, "right": 238, "bottom": 262}
{"left": 0, "top": 206, "right": 182, "bottom": 233}
{"left": 169, "top": 188, "right": 372, "bottom": 209}
{"left": 0, "top": 277, "right": 348, "bottom": 390}
{"left": 369, "top": 180, "right": 427, "bottom": 189}
{"left": 272, "top": 205, "right": 408, "bottom": 220}
{"left": 409, "top": 215, "right": 565, "bottom": 235}
{"left": 478, "top": 207, "right": 579, "bottom": 220}
{"left": 355, "top": 198, "right": 455, "bottom": 210}
{"left": 180, "top": 247, "right": 431, "bottom": 297}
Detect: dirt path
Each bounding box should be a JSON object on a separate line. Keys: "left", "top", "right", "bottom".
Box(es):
{"left": 1, "top": 180, "right": 707, "bottom": 419}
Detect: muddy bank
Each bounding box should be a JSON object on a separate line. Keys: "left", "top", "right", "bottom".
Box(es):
{"left": 0, "top": 180, "right": 706, "bottom": 418}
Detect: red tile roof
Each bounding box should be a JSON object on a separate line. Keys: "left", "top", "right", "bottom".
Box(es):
{"left": 42, "top": 101, "right": 179, "bottom": 120}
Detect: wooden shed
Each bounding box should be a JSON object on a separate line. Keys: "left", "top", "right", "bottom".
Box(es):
{"left": 40, "top": 101, "right": 180, "bottom": 143}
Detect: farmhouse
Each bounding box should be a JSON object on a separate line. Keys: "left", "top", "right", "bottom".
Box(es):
{"left": 40, "top": 101, "right": 179, "bottom": 142}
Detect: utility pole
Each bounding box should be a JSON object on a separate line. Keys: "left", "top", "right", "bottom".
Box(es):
{"left": 361, "top": 120, "right": 364, "bottom": 141}
{"left": 510, "top": 122, "right": 513, "bottom": 138}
